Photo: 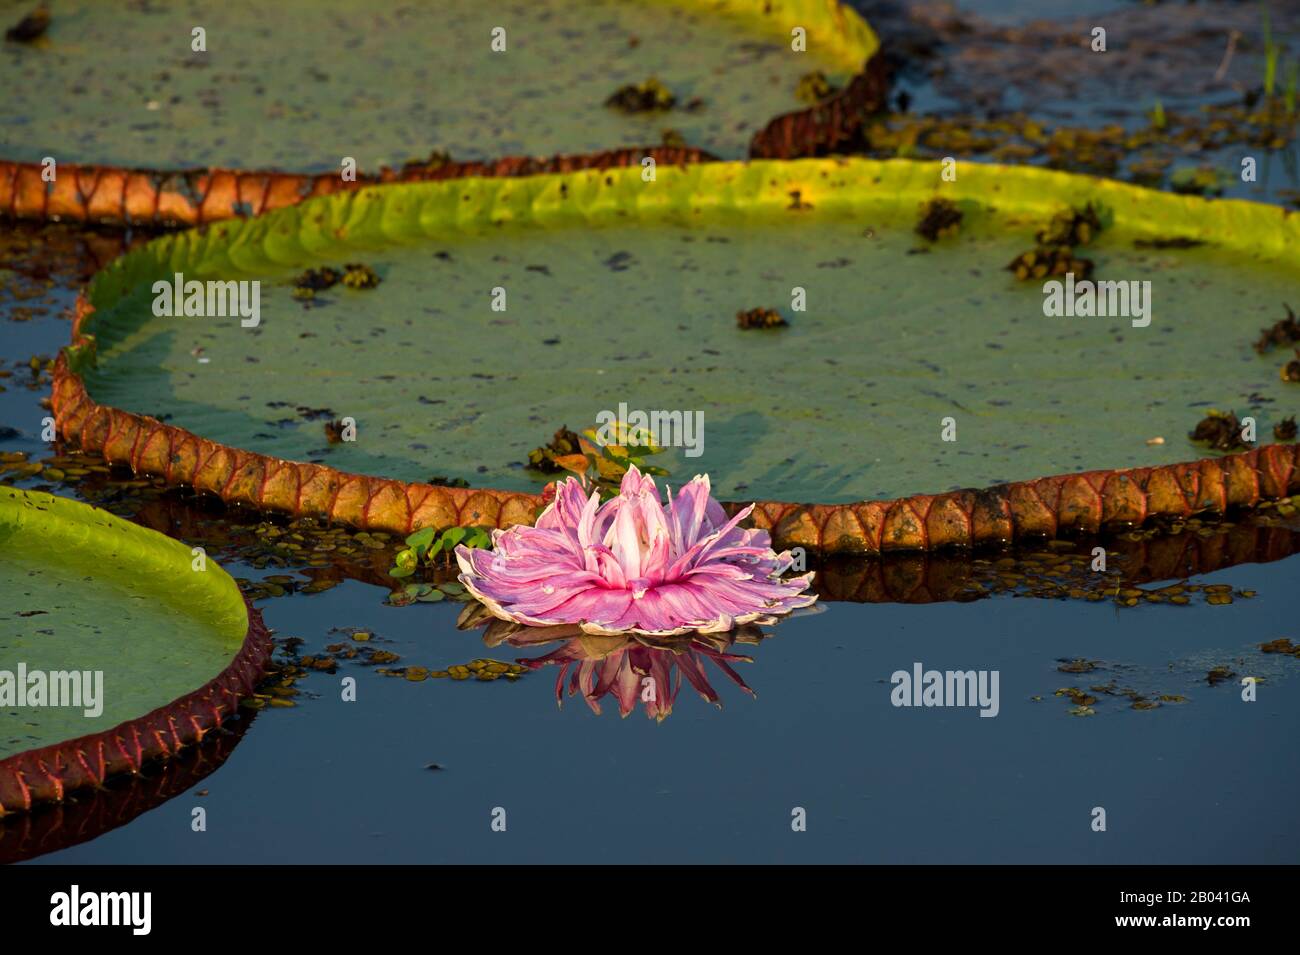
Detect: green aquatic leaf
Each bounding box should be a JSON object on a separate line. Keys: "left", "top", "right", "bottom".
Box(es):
{"left": 389, "top": 547, "right": 420, "bottom": 578}
{"left": 440, "top": 527, "right": 468, "bottom": 552}
{"left": 0, "top": 488, "right": 248, "bottom": 761}
{"left": 0, "top": 0, "right": 876, "bottom": 167}
{"left": 404, "top": 527, "right": 437, "bottom": 554}
{"left": 74, "top": 160, "right": 1300, "bottom": 506}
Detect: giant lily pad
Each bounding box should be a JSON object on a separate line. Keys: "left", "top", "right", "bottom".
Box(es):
{"left": 0, "top": 0, "right": 876, "bottom": 168}
{"left": 0, "top": 486, "right": 270, "bottom": 813}
{"left": 57, "top": 159, "right": 1299, "bottom": 516}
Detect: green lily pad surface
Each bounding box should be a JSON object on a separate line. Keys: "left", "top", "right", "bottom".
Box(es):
{"left": 0, "top": 487, "right": 248, "bottom": 760}
{"left": 77, "top": 159, "right": 1300, "bottom": 505}
{"left": 0, "top": 0, "right": 873, "bottom": 168}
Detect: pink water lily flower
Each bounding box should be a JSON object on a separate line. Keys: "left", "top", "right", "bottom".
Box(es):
{"left": 455, "top": 466, "right": 816, "bottom": 636}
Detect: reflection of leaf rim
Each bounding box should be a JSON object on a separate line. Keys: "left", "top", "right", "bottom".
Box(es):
{"left": 0, "top": 709, "right": 252, "bottom": 862}
{"left": 51, "top": 158, "right": 1300, "bottom": 556}
{"left": 0, "top": 488, "right": 273, "bottom": 816}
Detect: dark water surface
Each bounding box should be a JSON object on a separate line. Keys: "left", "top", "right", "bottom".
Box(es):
{"left": 21, "top": 549, "right": 1300, "bottom": 864}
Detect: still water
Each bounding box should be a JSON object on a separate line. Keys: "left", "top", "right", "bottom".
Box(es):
{"left": 17, "top": 549, "right": 1300, "bottom": 864}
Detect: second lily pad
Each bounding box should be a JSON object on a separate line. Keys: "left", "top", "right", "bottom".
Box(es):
{"left": 0, "top": 0, "right": 876, "bottom": 167}
{"left": 0, "top": 487, "right": 263, "bottom": 811}
{"left": 68, "top": 159, "right": 1299, "bottom": 506}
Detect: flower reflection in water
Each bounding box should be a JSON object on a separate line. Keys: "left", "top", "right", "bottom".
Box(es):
{"left": 458, "top": 601, "right": 788, "bottom": 721}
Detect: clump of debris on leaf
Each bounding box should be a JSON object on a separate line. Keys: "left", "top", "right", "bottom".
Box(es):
{"left": 605, "top": 77, "right": 676, "bottom": 113}
{"left": 1188, "top": 409, "right": 1252, "bottom": 452}
{"left": 1009, "top": 204, "right": 1102, "bottom": 281}
{"left": 736, "top": 307, "right": 788, "bottom": 330}
{"left": 915, "top": 198, "right": 962, "bottom": 242}
{"left": 292, "top": 266, "right": 341, "bottom": 300}
{"left": 1036, "top": 204, "right": 1103, "bottom": 247}
{"left": 5, "top": 5, "right": 49, "bottom": 43}
{"left": 324, "top": 419, "right": 348, "bottom": 444}
{"left": 291, "top": 263, "right": 380, "bottom": 299}
{"left": 1281, "top": 350, "right": 1300, "bottom": 384}
{"left": 1253, "top": 304, "right": 1300, "bottom": 354}
{"left": 1007, "top": 245, "right": 1094, "bottom": 281}
{"left": 341, "top": 263, "right": 380, "bottom": 290}
{"left": 527, "top": 426, "right": 584, "bottom": 473}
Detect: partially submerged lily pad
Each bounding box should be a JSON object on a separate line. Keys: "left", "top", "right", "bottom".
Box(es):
{"left": 0, "top": 487, "right": 269, "bottom": 813}
{"left": 0, "top": 0, "right": 876, "bottom": 167}
{"left": 64, "top": 159, "right": 1300, "bottom": 509}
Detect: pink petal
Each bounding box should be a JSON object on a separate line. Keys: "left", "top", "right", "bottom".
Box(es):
{"left": 454, "top": 465, "right": 816, "bottom": 636}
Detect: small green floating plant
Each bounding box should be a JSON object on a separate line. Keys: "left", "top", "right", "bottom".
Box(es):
{"left": 391, "top": 525, "right": 492, "bottom": 578}
{"left": 387, "top": 526, "right": 491, "bottom": 605}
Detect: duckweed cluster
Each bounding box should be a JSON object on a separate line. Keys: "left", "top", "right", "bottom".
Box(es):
{"left": 1007, "top": 204, "right": 1102, "bottom": 281}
